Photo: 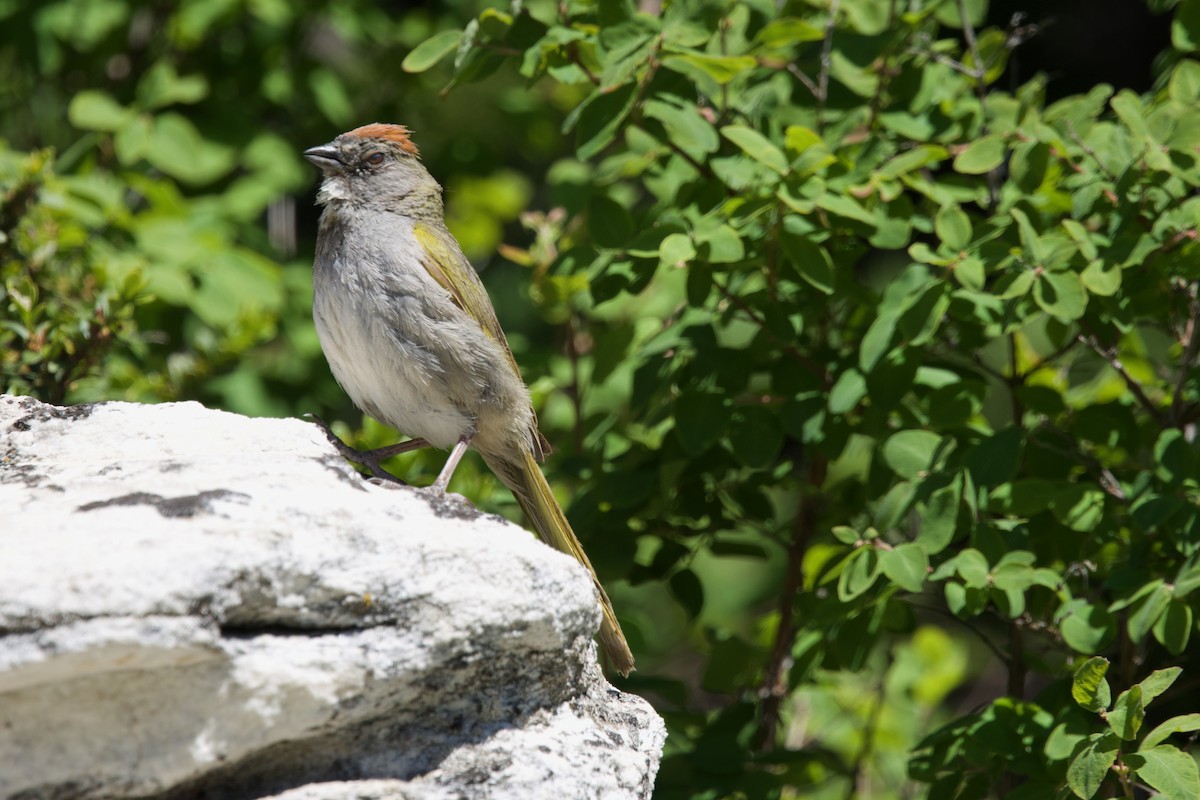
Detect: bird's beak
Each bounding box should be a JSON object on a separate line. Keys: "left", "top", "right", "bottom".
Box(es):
{"left": 303, "top": 143, "right": 345, "bottom": 173}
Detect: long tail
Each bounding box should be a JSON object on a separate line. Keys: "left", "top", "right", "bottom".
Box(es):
{"left": 484, "top": 448, "right": 635, "bottom": 677}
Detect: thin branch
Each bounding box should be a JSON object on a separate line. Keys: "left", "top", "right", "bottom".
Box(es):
{"left": 787, "top": 63, "right": 820, "bottom": 98}
{"left": 1114, "top": 757, "right": 1138, "bottom": 800}
{"left": 1008, "top": 333, "right": 1023, "bottom": 425}
{"left": 1064, "top": 122, "right": 1120, "bottom": 185}
{"left": 754, "top": 458, "right": 825, "bottom": 751}
{"left": 1078, "top": 332, "right": 1168, "bottom": 426}
{"left": 845, "top": 674, "right": 887, "bottom": 800}
{"left": 816, "top": 0, "right": 839, "bottom": 134}
{"left": 1171, "top": 284, "right": 1200, "bottom": 426}
{"left": 958, "top": 0, "right": 986, "bottom": 87}
{"left": 906, "top": 601, "right": 1009, "bottom": 664}
{"left": 1027, "top": 426, "right": 1127, "bottom": 500}
{"left": 903, "top": 45, "right": 979, "bottom": 79}
{"left": 957, "top": 0, "right": 1002, "bottom": 208}
{"left": 1007, "top": 618, "right": 1026, "bottom": 699}
{"left": 567, "top": 43, "right": 601, "bottom": 85}
{"left": 652, "top": 129, "right": 718, "bottom": 181}
{"left": 1017, "top": 335, "right": 1080, "bottom": 380}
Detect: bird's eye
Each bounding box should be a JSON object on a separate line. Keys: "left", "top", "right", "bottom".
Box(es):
{"left": 365, "top": 151, "right": 386, "bottom": 166}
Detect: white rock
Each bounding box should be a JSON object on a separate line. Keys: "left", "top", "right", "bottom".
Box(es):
{"left": 0, "top": 395, "right": 663, "bottom": 800}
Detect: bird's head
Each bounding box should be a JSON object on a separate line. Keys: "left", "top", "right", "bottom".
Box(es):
{"left": 304, "top": 123, "right": 439, "bottom": 210}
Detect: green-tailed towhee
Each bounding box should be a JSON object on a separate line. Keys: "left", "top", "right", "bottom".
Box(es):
{"left": 303, "top": 123, "right": 634, "bottom": 676}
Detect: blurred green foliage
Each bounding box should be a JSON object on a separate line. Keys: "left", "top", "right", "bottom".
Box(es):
{"left": 0, "top": 0, "right": 545, "bottom": 418}
{"left": 6, "top": 0, "right": 1200, "bottom": 798}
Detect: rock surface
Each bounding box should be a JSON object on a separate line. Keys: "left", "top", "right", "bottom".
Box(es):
{"left": 0, "top": 394, "right": 663, "bottom": 800}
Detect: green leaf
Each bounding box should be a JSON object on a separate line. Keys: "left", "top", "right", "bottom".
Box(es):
{"left": 832, "top": 525, "right": 860, "bottom": 545}
{"left": 68, "top": 90, "right": 131, "bottom": 132}
{"left": 753, "top": 18, "right": 825, "bottom": 48}
{"left": 309, "top": 67, "right": 354, "bottom": 125}
{"left": 113, "top": 115, "right": 152, "bottom": 163}
{"left": 1106, "top": 686, "right": 1144, "bottom": 740}
{"left": 573, "top": 84, "right": 638, "bottom": 160}
{"left": 1139, "top": 667, "right": 1183, "bottom": 706}
{"left": 1080, "top": 259, "right": 1122, "bottom": 296}
{"left": 842, "top": 0, "right": 892, "bottom": 35}
{"left": 1170, "top": 58, "right": 1200, "bottom": 104}
{"left": 720, "top": 125, "right": 789, "bottom": 174}
{"left": 964, "top": 427, "right": 1024, "bottom": 487}
{"left": 658, "top": 232, "right": 696, "bottom": 268}
{"left": 828, "top": 368, "right": 866, "bottom": 414}
{"left": 1155, "top": 428, "right": 1195, "bottom": 485}
{"left": 1127, "top": 745, "right": 1200, "bottom": 799}
{"left": 953, "top": 134, "right": 1006, "bottom": 174}
{"left": 935, "top": 204, "right": 972, "bottom": 251}
{"left": 945, "top": 582, "right": 988, "bottom": 617}
{"left": 1142, "top": 714, "right": 1200, "bottom": 750}
{"left": 859, "top": 312, "right": 897, "bottom": 374}
{"left": 1129, "top": 582, "right": 1174, "bottom": 644}
{"left": 403, "top": 30, "right": 464, "bottom": 72}
{"left": 1010, "top": 140, "right": 1050, "bottom": 191}
{"left": 729, "top": 406, "right": 782, "bottom": 468}
{"left": 1034, "top": 271, "right": 1088, "bottom": 321}
{"left": 957, "top": 548, "right": 990, "bottom": 589}
{"left": 674, "top": 392, "right": 729, "bottom": 454}
{"left": 1050, "top": 485, "right": 1106, "bottom": 532}
{"left": 898, "top": 284, "right": 950, "bottom": 346}
{"left": 918, "top": 477, "right": 961, "bottom": 554}
{"left": 1067, "top": 732, "right": 1120, "bottom": 799}
{"left": 964, "top": 28, "right": 1009, "bottom": 85}
{"left": 696, "top": 224, "right": 744, "bottom": 264}
{"left": 880, "top": 543, "right": 928, "bottom": 593}
{"left": 1153, "top": 598, "right": 1192, "bottom": 655}
{"left": 876, "top": 144, "right": 950, "bottom": 180}
{"left": 588, "top": 195, "right": 635, "bottom": 248}
{"left": 874, "top": 481, "right": 916, "bottom": 532}
{"left": 991, "top": 562, "right": 1035, "bottom": 592}
{"left": 816, "top": 193, "right": 875, "bottom": 224}
{"left": 643, "top": 99, "right": 720, "bottom": 159}
{"left": 136, "top": 62, "right": 209, "bottom": 109}
{"left": 953, "top": 256, "right": 985, "bottom": 290}
{"left": 1046, "top": 721, "right": 1090, "bottom": 762}
{"left": 1062, "top": 218, "right": 1098, "bottom": 260}
{"left": 669, "top": 568, "right": 705, "bottom": 618}
{"left": 662, "top": 53, "right": 757, "bottom": 84}
{"left": 144, "top": 113, "right": 235, "bottom": 185}
{"left": 1060, "top": 601, "right": 1117, "bottom": 654}
{"left": 1071, "top": 657, "right": 1112, "bottom": 712}
{"left": 1010, "top": 207, "right": 1045, "bottom": 264}
{"left": 995, "top": 585, "right": 1026, "bottom": 619}
{"left": 990, "top": 478, "right": 1056, "bottom": 515}
{"left": 882, "top": 430, "right": 943, "bottom": 479}
{"left": 838, "top": 548, "right": 881, "bottom": 601}
{"left": 779, "top": 220, "right": 835, "bottom": 294}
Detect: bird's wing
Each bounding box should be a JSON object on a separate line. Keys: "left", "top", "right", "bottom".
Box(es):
{"left": 413, "top": 221, "right": 552, "bottom": 460}
{"left": 412, "top": 221, "right": 515, "bottom": 360}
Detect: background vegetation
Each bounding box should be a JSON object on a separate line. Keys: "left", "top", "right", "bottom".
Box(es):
{"left": 4, "top": 0, "right": 1200, "bottom": 797}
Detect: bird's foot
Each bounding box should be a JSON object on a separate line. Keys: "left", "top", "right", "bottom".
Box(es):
{"left": 304, "top": 413, "right": 428, "bottom": 484}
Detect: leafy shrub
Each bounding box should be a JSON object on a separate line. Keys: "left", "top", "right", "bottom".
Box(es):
{"left": 0, "top": 0, "right": 534, "bottom": 419}
{"left": 1, "top": 147, "right": 143, "bottom": 402}
{"left": 6, "top": 0, "right": 1200, "bottom": 797}
{"left": 405, "top": 0, "right": 1200, "bottom": 797}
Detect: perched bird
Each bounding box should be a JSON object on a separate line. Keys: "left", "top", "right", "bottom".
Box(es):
{"left": 303, "top": 123, "right": 634, "bottom": 676}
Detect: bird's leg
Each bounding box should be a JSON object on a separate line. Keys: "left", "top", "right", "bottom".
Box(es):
{"left": 428, "top": 433, "right": 473, "bottom": 493}
{"left": 306, "top": 414, "right": 429, "bottom": 483}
